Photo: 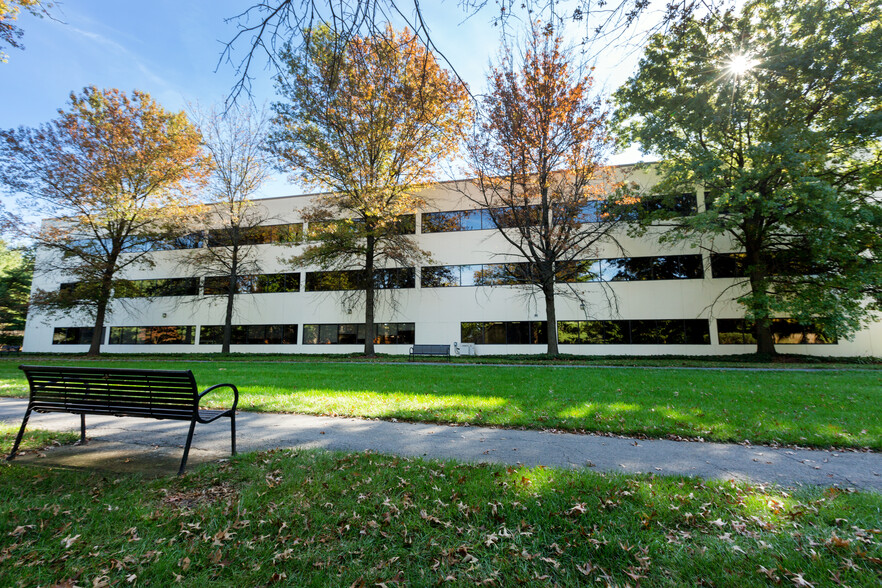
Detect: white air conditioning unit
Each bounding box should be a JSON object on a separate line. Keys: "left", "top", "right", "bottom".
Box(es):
{"left": 456, "top": 342, "right": 476, "bottom": 356}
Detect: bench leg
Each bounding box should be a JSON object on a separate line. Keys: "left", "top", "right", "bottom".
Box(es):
{"left": 6, "top": 407, "right": 32, "bottom": 461}
{"left": 230, "top": 413, "right": 236, "bottom": 456}
{"left": 76, "top": 414, "right": 87, "bottom": 445}
{"left": 178, "top": 419, "right": 197, "bottom": 476}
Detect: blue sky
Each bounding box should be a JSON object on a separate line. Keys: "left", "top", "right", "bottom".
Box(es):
{"left": 1, "top": 1, "right": 647, "bottom": 203}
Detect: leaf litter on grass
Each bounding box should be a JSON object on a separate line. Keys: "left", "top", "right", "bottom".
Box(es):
{"left": 1, "top": 450, "right": 880, "bottom": 586}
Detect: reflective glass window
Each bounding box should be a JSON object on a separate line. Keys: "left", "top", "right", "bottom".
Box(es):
{"left": 421, "top": 211, "right": 461, "bottom": 233}
{"left": 460, "top": 210, "right": 483, "bottom": 231}
{"left": 421, "top": 266, "right": 459, "bottom": 287}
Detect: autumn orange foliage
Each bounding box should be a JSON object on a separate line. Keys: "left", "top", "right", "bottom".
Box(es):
{"left": 466, "top": 24, "right": 621, "bottom": 355}
{"left": 0, "top": 86, "right": 210, "bottom": 355}
{"left": 270, "top": 25, "right": 471, "bottom": 355}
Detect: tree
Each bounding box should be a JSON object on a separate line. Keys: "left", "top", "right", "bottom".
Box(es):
{"left": 0, "top": 240, "right": 31, "bottom": 344}
{"left": 1, "top": 0, "right": 52, "bottom": 62}
{"left": 0, "top": 87, "right": 210, "bottom": 355}
{"left": 186, "top": 104, "right": 282, "bottom": 354}
{"left": 268, "top": 25, "right": 471, "bottom": 355}
{"left": 465, "top": 24, "right": 621, "bottom": 355}
{"left": 613, "top": 0, "right": 882, "bottom": 355}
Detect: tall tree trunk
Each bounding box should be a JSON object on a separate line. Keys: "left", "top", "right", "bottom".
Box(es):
{"left": 363, "top": 235, "right": 376, "bottom": 356}
{"left": 88, "top": 273, "right": 114, "bottom": 356}
{"left": 222, "top": 247, "right": 239, "bottom": 354}
{"left": 221, "top": 288, "right": 235, "bottom": 354}
{"left": 543, "top": 284, "right": 559, "bottom": 356}
{"left": 746, "top": 247, "right": 777, "bottom": 357}
{"left": 754, "top": 320, "right": 776, "bottom": 356}
{"left": 88, "top": 299, "right": 107, "bottom": 357}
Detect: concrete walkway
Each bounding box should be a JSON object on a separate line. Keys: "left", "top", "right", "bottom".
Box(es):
{"left": 1, "top": 398, "right": 880, "bottom": 491}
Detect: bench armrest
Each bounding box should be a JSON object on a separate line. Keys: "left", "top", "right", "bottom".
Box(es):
{"left": 198, "top": 383, "right": 239, "bottom": 411}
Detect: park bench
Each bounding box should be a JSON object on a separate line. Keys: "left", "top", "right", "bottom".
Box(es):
{"left": 7, "top": 365, "right": 238, "bottom": 475}
{"left": 409, "top": 344, "right": 451, "bottom": 362}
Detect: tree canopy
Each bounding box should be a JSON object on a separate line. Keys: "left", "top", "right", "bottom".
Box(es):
{"left": 613, "top": 0, "right": 882, "bottom": 354}
{"left": 187, "top": 103, "right": 279, "bottom": 354}
{"left": 0, "top": 86, "right": 210, "bottom": 355}
{"left": 269, "top": 24, "right": 471, "bottom": 355}
{"left": 0, "top": 239, "right": 31, "bottom": 344}
{"left": 220, "top": 0, "right": 720, "bottom": 105}
{"left": 0, "top": 0, "right": 51, "bottom": 62}
{"left": 467, "top": 24, "right": 620, "bottom": 355}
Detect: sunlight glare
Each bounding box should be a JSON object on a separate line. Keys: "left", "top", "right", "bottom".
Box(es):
{"left": 726, "top": 53, "right": 757, "bottom": 76}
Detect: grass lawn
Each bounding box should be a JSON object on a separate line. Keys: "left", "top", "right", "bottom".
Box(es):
{"left": 0, "top": 424, "right": 79, "bottom": 456}
{"left": 1, "top": 359, "right": 879, "bottom": 450}
{"left": 1, "top": 449, "right": 880, "bottom": 586}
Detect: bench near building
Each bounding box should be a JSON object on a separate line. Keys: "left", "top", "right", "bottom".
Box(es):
{"left": 22, "top": 169, "right": 882, "bottom": 357}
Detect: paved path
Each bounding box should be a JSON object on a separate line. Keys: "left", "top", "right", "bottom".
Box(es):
{"left": 1, "top": 398, "right": 880, "bottom": 491}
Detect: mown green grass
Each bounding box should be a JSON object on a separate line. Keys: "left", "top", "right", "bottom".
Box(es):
{"left": 0, "top": 424, "right": 79, "bottom": 456}
{"left": 1, "top": 360, "right": 880, "bottom": 449}
{"left": 1, "top": 450, "right": 880, "bottom": 586}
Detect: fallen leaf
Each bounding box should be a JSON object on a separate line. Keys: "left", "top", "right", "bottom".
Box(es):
{"left": 576, "top": 562, "right": 595, "bottom": 576}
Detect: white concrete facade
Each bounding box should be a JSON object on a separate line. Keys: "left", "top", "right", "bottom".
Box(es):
{"left": 23, "top": 168, "right": 882, "bottom": 357}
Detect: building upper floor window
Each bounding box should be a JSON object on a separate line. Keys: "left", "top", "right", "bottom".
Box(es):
{"left": 305, "top": 268, "right": 415, "bottom": 292}
{"left": 559, "top": 255, "right": 704, "bottom": 282}
{"left": 421, "top": 263, "right": 538, "bottom": 287}
{"left": 115, "top": 277, "right": 200, "bottom": 298}
{"left": 61, "top": 233, "right": 204, "bottom": 257}
{"left": 710, "top": 252, "right": 823, "bottom": 279}
{"left": 423, "top": 255, "right": 704, "bottom": 288}
{"left": 307, "top": 215, "right": 415, "bottom": 238}
{"left": 614, "top": 193, "right": 698, "bottom": 221}
{"left": 203, "top": 273, "right": 301, "bottom": 295}
{"left": 207, "top": 223, "right": 303, "bottom": 247}
{"left": 422, "top": 206, "right": 541, "bottom": 233}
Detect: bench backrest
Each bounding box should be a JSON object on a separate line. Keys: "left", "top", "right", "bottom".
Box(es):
{"left": 20, "top": 365, "right": 199, "bottom": 420}
{"left": 411, "top": 344, "right": 450, "bottom": 354}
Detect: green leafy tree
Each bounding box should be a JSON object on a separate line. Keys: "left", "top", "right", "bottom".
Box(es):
{"left": 0, "top": 87, "right": 210, "bottom": 356}
{"left": 613, "top": 0, "right": 882, "bottom": 355}
{"left": 0, "top": 240, "right": 31, "bottom": 344}
{"left": 269, "top": 25, "right": 471, "bottom": 355}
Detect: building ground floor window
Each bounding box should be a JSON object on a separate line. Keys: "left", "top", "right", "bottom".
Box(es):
{"left": 46, "top": 317, "right": 841, "bottom": 351}
{"left": 302, "top": 323, "right": 415, "bottom": 345}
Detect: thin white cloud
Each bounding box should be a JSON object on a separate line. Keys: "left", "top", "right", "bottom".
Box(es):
{"left": 66, "top": 25, "right": 175, "bottom": 91}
